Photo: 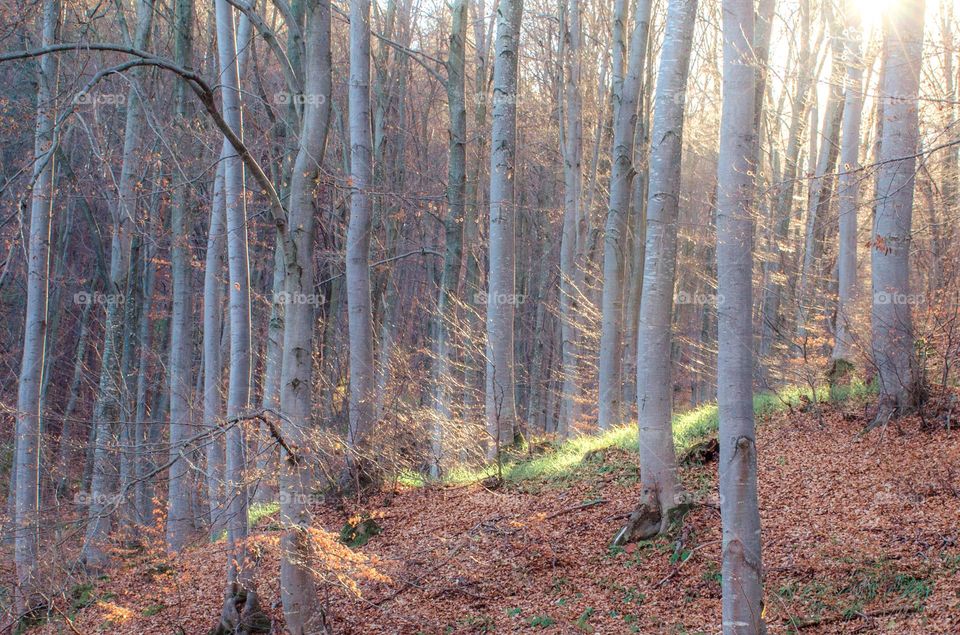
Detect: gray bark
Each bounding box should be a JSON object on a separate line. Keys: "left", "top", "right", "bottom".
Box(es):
{"left": 597, "top": 0, "right": 653, "bottom": 430}
{"left": 871, "top": 0, "right": 925, "bottom": 418}
{"left": 14, "top": 0, "right": 59, "bottom": 613}
{"left": 485, "top": 0, "right": 524, "bottom": 455}
{"left": 278, "top": 0, "right": 331, "bottom": 629}
{"left": 717, "top": 0, "right": 765, "bottom": 629}
{"left": 635, "top": 0, "right": 698, "bottom": 534}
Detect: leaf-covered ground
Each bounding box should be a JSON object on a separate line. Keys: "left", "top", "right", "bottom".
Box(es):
{"left": 38, "top": 399, "right": 960, "bottom": 634}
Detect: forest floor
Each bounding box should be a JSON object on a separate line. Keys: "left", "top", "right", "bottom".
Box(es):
{"left": 36, "top": 391, "right": 960, "bottom": 634}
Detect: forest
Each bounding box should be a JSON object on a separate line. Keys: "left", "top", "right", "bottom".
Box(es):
{"left": 0, "top": 0, "right": 958, "bottom": 630}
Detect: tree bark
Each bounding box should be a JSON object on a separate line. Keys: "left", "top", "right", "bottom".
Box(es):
{"left": 717, "top": 0, "right": 765, "bottom": 629}
{"left": 871, "top": 0, "right": 925, "bottom": 420}
{"left": 485, "top": 0, "right": 524, "bottom": 455}
{"left": 635, "top": 0, "right": 699, "bottom": 535}
{"left": 14, "top": 0, "right": 60, "bottom": 614}
{"left": 597, "top": 0, "right": 653, "bottom": 430}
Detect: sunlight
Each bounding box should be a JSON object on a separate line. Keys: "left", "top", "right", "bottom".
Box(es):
{"left": 853, "top": 0, "right": 898, "bottom": 31}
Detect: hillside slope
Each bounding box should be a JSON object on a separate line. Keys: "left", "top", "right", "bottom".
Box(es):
{"left": 40, "top": 400, "right": 960, "bottom": 634}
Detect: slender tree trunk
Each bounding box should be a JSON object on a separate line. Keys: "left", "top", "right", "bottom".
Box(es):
{"left": 558, "top": 0, "right": 583, "bottom": 437}
{"left": 214, "top": 0, "right": 264, "bottom": 625}
{"left": 278, "top": 0, "right": 331, "bottom": 629}
{"left": 14, "top": 0, "right": 59, "bottom": 614}
{"left": 346, "top": 0, "right": 377, "bottom": 478}
{"left": 132, "top": 242, "right": 156, "bottom": 525}
{"left": 634, "top": 0, "right": 699, "bottom": 536}
{"left": 431, "top": 0, "right": 468, "bottom": 477}
{"left": 254, "top": 238, "right": 283, "bottom": 505}
{"left": 485, "top": 0, "right": 524, "bottom": 456}
{"left": 166, "top": 0, "right": 195, "bottom": 554}
{"left": 870, "top": 0, "right": 925, "bottom": 422}
{"left": 597, "top": 0, "right": 653, "bottom": 430}
{"left": 83, "top": 0, "right": 154, "bottom": 570}
{"left": 717, "top": 0, "right": 765, "bottom": 629}
{"left": 831, "top": 8, "right": 863, "bottom": 366}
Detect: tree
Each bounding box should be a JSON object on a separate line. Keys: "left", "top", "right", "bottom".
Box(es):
{"left": 717, "top": 0, "right": 765, "bottom": 629}
{"left": 597, "top": 0, "right": 653, "bottom": 431}
{"left": 213, "top": 0, "right": 265, "bottom": 626}
{"left": 870, "top": 0, "right": 926, "bottom": 423}
{"left": 431, "top": 0, "right": 469, "bottom": 475}
{"left": 346, "top": 0, "right": 377, "bottom": 480}
{"left": 166, "top": 0, "right": 194, "bottom": 555}
{"left": 558, "top": 0, "right": 584, "bottom": 436}
{"left": 485, "top": 0, "right": 524, "bottom": 455}
{"left": 83, "top": 0, "right": 155, "bottom": 570}
{"left": 634, "top": 0, "right": 699, "bottom": 536}
{"left": 277, "top": 0, "right": 332, "bottom": 629}
{"left": 14, "top": 0, "right": 59, "bottom": 616}
{"left": 831, "top": 4, "right": 864, "bottom": 370}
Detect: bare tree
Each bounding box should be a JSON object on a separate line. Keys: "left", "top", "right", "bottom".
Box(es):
{"left": 485, "top": 0, "right": 524, "bottom": 455}
{"left": 14, "top": 0, "right": 59, "bottom": 615}
{"left": 597, "top": 0, "right": 653, "bottom": 431}
{"left": 634, "top": 0, "right": 699, "bottom": 536}
{"left": 717, "top": 0, "right": 765, "bottom": 629}
{"left": 870, "top": 0, "right": 926, "bottom": 423}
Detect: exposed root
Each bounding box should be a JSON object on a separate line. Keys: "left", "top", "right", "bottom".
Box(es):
{"left": 210, "top": 584, "right": 270, "bottom": 635}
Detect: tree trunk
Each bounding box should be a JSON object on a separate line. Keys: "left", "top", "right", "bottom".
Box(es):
{"left": 82, "top": 0, "right": 154, "bottom": 570}
{"left": 166, "top": 0, "right": 195, "bottom": 555}
{"left": 597, "top": 0, "right": 653, "bottom": 430}
{"left": 717, "top": 0, "right": 765, "bottom": 629}
{"left": 346, "top": 0, "right": 377, "bottom": 479}
{"left": 831, "top": 8, "right": 863, "bottom": 366}
{"left": 558, "top": 0, "right": 583, "bottom": 437}
{"left": 870, "top": 0, "right": 925, "bottom": 421}
{"left": 634, "top": 0, "right": 699, "bottom": 536}
{"left": 431, "top": 0, "right": 468, "bottom": 477}
{"left": 278, "top": 0, "right": 331, "bottom": 629}
{"left": 14, "top": 0, "right": 59, "bottom": 614}
{"left": 485, "top": 0, "right": 524, "bottom": 456}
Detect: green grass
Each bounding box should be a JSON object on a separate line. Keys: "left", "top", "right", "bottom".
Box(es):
{"left": 440, "top": 380, "right": 876, "bottom": 487}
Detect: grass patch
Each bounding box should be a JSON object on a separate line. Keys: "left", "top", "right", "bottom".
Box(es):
{"left": 443, "top": 381, "right": 876, "bottom": 487}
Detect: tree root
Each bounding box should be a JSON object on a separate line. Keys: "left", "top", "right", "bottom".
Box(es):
{"left": 210, "top": 584, "right": 271, "bottom": 635}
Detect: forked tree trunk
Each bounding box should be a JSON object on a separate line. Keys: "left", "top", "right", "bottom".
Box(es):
{"left": 634, "top": 0, "right": 698, "bottom": 536}
{"left": 870, "top": 0, "right": 925, "bottom": 422}
{"left": 597, "top": 0, "right": 653, "bottom": 430}
{"left": 485, "top": 0, "right": 524, "bottom": 456}
{"left": 717, "top": 0, "right": 765, "bottom": 629}
{"left": 278, "top": 0, "right": 331, "bottom": 629}
{"left": 14, "top": 0, "right": 59, "bottom": 615}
